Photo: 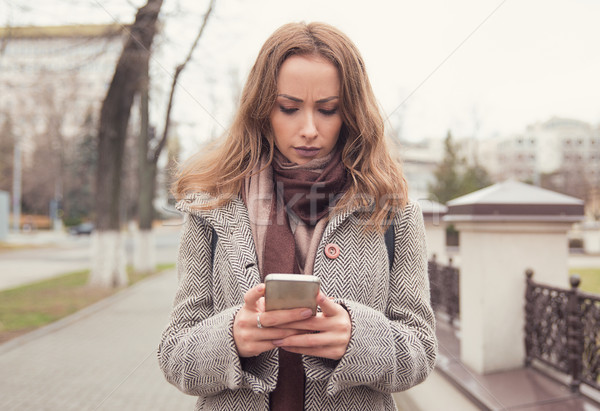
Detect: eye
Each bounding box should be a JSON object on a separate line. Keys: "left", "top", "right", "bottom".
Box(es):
{"left": 279, "top": 105, "right": 298, "bottom": 114}
{"left": 319, "top": 108, "right": 338, "bottom": 116}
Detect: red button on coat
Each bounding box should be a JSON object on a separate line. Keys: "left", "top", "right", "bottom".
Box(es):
{"left": 324, "top": 243, "right": 340, "bottom": 259}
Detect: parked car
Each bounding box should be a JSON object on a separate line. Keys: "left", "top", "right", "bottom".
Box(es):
{"left": 69, "top": 222, "right": 94, "bottom": 235}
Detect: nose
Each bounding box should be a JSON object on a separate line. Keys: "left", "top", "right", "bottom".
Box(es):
{"left": 300, "top": 111, "right": 318, "bottom": 139}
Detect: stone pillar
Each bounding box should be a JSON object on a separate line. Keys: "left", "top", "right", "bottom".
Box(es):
{"left": 445, "top": 180, "right": 584, "bottom": 374}
{"left": 0, "top": 191, "right": 8, "bottom": 241}
{"left": 582, "top": 221, "right": 600, "bottom": 254}
{"left": 418, "top": 199, "right": 447, "bottom": 261}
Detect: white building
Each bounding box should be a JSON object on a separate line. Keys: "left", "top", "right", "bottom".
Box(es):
{"left": 0, "top": 24, "right": 126, "bottom": 152}
{"left": 0, "top": 24, "right": 127, "bottom": 225}
{"left": 475, "top": 117, "right": 600, "bottom": 196}
{"left": 397, "top": 138, "right": 445, "bottom": 201}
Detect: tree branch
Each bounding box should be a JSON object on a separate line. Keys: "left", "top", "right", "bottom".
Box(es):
{"left": 152, "top": 0, "right": 215, "bottom": 163}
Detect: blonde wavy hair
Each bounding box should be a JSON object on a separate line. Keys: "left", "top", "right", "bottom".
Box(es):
{"left": 174, "top": 22, "right": 408, "bottom": 230}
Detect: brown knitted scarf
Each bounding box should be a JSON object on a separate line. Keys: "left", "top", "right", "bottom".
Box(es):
{"left": 263, "top": 148, "right": 347, "bottom": 411}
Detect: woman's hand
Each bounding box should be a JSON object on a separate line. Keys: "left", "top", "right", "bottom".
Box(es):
{"left": 271, "top": 291, "right": 351, "bottom": 360}
{"left": 233, "top": 284, "right": 314, "bottom": 358}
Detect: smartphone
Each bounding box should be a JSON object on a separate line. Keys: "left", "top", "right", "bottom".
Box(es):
{"left": 264, "top": 273, "right": 320, "bottom": 315}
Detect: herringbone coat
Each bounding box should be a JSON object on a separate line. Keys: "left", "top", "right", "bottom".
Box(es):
{"left": 158, "top": 193, "right": 437, "bottom": 410}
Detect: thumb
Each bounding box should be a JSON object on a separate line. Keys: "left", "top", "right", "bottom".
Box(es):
{"left": 244, "top": 283, "right": 265, "bottom": 308}
{"left": 317, "top": 291, "right": 341, "bottom": 317}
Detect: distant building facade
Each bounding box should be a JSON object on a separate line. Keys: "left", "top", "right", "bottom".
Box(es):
{"left": 397, "top": 117, "right": 599, "bottom": 207}
{"left": 397, "top": 138, "right": 445, "bottom": 201}
{"left": 475, "top": 117, "right": 600, "bottom": 200}
{"left": 0, "top": 24, "right": 126, "bottom": 148}
{"left": 0, "top": 24, "right": 127, "bottom": 223}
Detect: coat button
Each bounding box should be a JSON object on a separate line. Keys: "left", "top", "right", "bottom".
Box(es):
{"left": 324, "top": 243, "right": 340, "bottom": 259}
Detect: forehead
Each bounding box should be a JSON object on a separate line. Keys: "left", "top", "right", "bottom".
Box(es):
{"left": 276, "top": 54, "right": 340, "bottom": 95}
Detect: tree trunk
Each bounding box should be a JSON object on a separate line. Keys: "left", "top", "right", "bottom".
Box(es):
{"left": 132, "top": 0, "right": 214, "bottom": 275}
{"left": 134, "top": 77, "right": 157, "bottom": 273}
{"left": 90, "top": 0, "right": 163, "bottom": 288}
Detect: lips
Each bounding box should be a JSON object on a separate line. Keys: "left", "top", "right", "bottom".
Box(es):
{"left": 294, "top": 147, "right": 320, "bottom": 157}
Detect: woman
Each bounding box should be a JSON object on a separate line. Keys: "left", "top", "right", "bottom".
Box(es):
{"left": 158, "top": 22, "right": 436, "bottom": 411}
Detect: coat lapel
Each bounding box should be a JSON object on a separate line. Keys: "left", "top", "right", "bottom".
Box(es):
{"left": 180, "top": 193, "right": 261, "bottom": 296}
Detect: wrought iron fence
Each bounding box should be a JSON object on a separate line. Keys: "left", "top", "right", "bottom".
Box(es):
{"left": 524, "top": 269, "right": 600, "bottom": 393}
{"left": 428, "top": 256, "right": 460, "bottom": 326}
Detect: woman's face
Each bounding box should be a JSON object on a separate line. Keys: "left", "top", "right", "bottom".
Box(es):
{"left": 269, "top": 54, "right": 343, "bottom": 165}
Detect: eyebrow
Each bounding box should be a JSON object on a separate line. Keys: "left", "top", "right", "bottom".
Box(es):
{"left": 277, "top": 94, "right": 339, "bottom": 104}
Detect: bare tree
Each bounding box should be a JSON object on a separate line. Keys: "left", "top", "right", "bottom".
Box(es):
{"left": 62, "top": 110, "right": 97, "bottom": 224}
{"left": 90, "top": 0, "right": 163, "bottom": 287}
{"left": 20, "top": 78, "right": 72, "bottom": 223}
{"left": 133, "top": 0, "right": 215, "bottom": 273}
{"left": 0, "top": 113, "right": 14, "bottom": 193}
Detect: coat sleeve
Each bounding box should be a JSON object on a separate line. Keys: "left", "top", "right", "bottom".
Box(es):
{"left": 324, "top": 202, "right": 437, "bottom": 395}
{"left": 157, "top": 212, "right": 276, "bottom": 396}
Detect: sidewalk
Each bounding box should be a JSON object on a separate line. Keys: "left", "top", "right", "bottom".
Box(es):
{"left": 0, "top": 270, "right": 197, "bottom": 411}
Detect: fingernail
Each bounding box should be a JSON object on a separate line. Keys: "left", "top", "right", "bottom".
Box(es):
{"left": 272, "top": 339, "right": 283, "bottom": 346}
{"left": 257, "top": 284, "right": 265, "bottom": 292}
{"left": 301, "top": 309, "right": 312, "bottom": 318}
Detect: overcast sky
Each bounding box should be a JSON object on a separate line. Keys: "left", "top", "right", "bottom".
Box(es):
{"left": 3, "top": 0, "right": 600, "bottom": 153}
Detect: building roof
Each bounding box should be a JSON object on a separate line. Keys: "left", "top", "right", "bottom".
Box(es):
{"left": 541, "top": 116, "right": 592, "bottom": 130}
{"left": 417, "top": 199, "right": 448, "bottom": 216}
{"left": 0, "top": 23, "right": 127, "bottom": 39}
{"left": 444, "top": 180, "right": 584, "bottom": 222}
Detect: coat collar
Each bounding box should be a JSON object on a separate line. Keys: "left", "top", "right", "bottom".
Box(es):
{"left": 177, "top": 192, "right": 248, "bottom": 228}
{"left": 176, "top": 192, "right": 367, "bottom": 293}
{"left": 176, "top": 191, "right": 363, "bottom": 238}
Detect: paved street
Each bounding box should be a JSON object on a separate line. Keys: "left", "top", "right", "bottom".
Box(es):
{"left": 0, "top": 241, "right": 91, "bottom": 290}
{"left": 0, "top": 222, "right": 181, "bottom": 291}
{"left": 0, "top": 270, "right": 197, "bottom": 411}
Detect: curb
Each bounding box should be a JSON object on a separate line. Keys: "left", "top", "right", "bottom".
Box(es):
{"left": 0, "top": 270, "right": 174, "bottom": 356}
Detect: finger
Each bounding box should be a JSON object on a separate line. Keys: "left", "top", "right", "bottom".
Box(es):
{"left": 278, "top": 316, "right": 322, "bottom": 331}
{"left": 235, "top": 319, "right": 306, "bottom": 356}
{"left": 243, "top": 283, "right": 265, "bottom": 307}
{"left": 316, "top": 291, "right": 343, "bottom": 317}
{"left": 280, "top": 345, "right": 346, "bottom": 361}
{"left": 238, "top": 341, "right": 279, "bottom": 358}
{"left": 272, "top": 331, "right": 336, "bottom": 348}
{"left": 255, "top": 327, "right": 307, "bottom": 341}
{"left": 259, "top": 307, "right": 313, "bottom": 328}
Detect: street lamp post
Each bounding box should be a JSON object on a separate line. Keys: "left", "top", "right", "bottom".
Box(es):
{"left": 12, "top": 139, "right": 21, "bottom": 232}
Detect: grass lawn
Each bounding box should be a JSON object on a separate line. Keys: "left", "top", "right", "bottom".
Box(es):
{"left": 569, "top": 267, "right": 600, "bottom": 295}
{"left": 0, "top": 242, "right": 45, "bottom": 253}
{"left": 0, "top": 263, "right": 175, "bottom": 344}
